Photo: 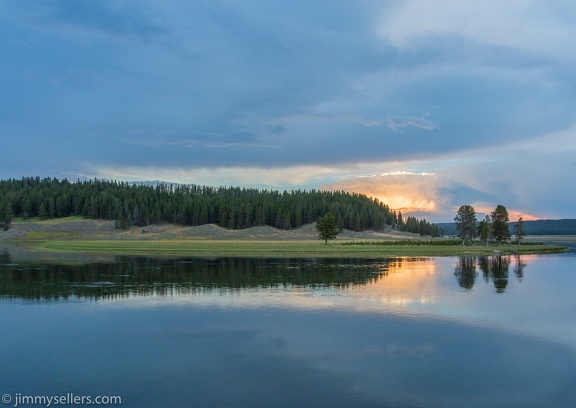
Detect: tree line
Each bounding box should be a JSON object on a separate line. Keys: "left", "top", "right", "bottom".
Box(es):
{"left": 510, "top": 219, "right": 576, "bottom": 235}
{"left": 454, "top": 204, "right": 525, "bottom": 245}
{"left": 439, "top": 219, "right": 576, "bottom": 236}
{"left": 0, "top": 177, "right": 443, "bottom": 236}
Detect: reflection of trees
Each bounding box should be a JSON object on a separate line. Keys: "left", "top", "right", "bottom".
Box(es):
{"left": 0, "top": 256, "right": 391, "bottom": 301}
{"left": 513, "top": 254, "right": 527, "bottom": 280}
{"left": 0, "top": 250, "right": 9, "bottom": 265}
{"left": 454, "top": 257, "right": 478, "bottom": 290}
{"left": 479, "top": 256, "right": 511, "bottom": 293}
{"left": 455, "top": 255, "right": 527, "bottom": 293}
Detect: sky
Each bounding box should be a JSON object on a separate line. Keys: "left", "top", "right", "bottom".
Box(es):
{"left": 1, "top": 0, "right": 575, "bottom": 222}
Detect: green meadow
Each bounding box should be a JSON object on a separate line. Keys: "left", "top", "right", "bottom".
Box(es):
{"left": 32, "top": 239, "right": 567, "bottom": 258}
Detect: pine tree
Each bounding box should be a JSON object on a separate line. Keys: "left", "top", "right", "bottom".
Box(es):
{"left": 316, "top": 213, "right": 339, "bottom": 245}
{"left": 0, "top": 198, "right": 13, "bottom": 230}
{"left": 491, "top": 205, "right": 511, "bottom": 244}
{"left": 454, "top": 205, "right": 477, "bottom": 245}
{"left": 514, "top": 216, "right": 526, "bottom": 243}
{"left": 478, "top": 215, "right": 491, "bottom": 246}
{"left": 38, "top": 202, "right": 48, "bottom": 220}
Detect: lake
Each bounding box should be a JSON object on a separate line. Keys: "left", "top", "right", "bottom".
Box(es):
{"left": 1, "top": 246, "right": 575, "bottom": 408}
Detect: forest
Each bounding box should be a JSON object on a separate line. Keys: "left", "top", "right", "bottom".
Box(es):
{"left": 0, "top": 177, "right": 443, "bottom": 236}
{"left": 438, "top": 219, "right": 576, "bottom": 236}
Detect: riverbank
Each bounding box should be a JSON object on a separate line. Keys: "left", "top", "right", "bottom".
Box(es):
{"left": 1, "top": 218, "right": 569, "bottom": 258}
{"left": 1, "top": 217, "right": 420, "bottom": 241}
{"left": 25, "top": 239, "right": 564, "bottom": 257}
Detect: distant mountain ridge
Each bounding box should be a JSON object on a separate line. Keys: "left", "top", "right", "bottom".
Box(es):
{"left": 437, "top": 219, "right": 576, "bottom": 236}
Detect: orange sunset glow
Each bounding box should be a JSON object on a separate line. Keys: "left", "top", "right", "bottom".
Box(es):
{"left": 358, "top": 258, "right": 439, "bottom": 300}
{"left": 469, "top": 206, "right": 542, "bottom": 221}
{"left": 155, "top": 258, "right": 444, "bottom": 314}
{"left": 323, "top": 173, "right": 547, "bottom": 221}
{"left": 321, "top": 172, "right": 440, "bottom": 214}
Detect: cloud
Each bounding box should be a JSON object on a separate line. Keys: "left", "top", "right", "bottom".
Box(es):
{"left": 123, "top": 129, "right": 281, "bottom": 150}
{"left": 6, "top": 0, "right": 168, "bottom": 43}
{"left": 384, "top": 116, "right": 438, "bottom": 131}
{"left": 378, "top": 0, "right": 576, "bottom": 59}
{"left": 90, "top": 164, "right": 343, "bottom": 189}
{"left": 64, "top": 119, "right": 576, "bottom": 221}
{"left": 1, "top": 1, "right": 575, "bottom": 220}
{"left": 470, "top": 205, "right": 541, "bottom": 222}
{"left": 321, "top": 172, "right": 441, "bottom": 214}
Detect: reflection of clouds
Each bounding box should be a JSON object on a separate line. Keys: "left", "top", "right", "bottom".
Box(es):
{"left": 93, "top": 256, "right": 576, "bottom": 351}
{"left": 369, "top": 259, "right": 439, "bottom": 309}
{"left": 310, "top": 346, "right": 384, "bottom": 362}
{"left": 387, "top": 343, "right": 435, "bottom": 357}
{"left": 100, "top": 258, "right": 441, "bottom": 314}
{"left": 380, "top": 295, "right": 436, "bottom": 306}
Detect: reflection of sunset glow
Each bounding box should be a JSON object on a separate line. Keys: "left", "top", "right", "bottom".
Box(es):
{"left": 380, "top": 295, "right": 435, "bottom": 306}
{"left": 357, "top": 258, "right": 438, "bottom": 308}
{"left": 91, "top": 256, "right": 576, "bottom": 352}
{"left": 321, "top": 172, "right": 439, "bottom": 214}
{"left": 102, "top": 258, "right": 441, "bottom": 313}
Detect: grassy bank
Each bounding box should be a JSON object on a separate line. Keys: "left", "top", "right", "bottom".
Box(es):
{"left": 3, "top": 219, "right": 570, "bottom": 257}
{"left": 11, "top": 216, "right": 85, "bottom": 224}
{"left": 31, "top": 239, "right": 568, "bottom": 258}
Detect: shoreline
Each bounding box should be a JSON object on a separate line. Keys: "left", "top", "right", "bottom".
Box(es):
{"left": 1, "top": 218, "right": 570, "bottom": 258}
{"left": 25, "top": 240, "right": 567, "bottom": 258}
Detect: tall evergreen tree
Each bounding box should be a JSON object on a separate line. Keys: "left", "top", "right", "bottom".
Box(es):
{"left": 0, "top": 197, "right": 13, "bottom": 230}
{"left": 316, "top": 213, "right": 339, "bottom": 245}
{"left": 38, "top": 202, "right": 48, "bottom": 220}
{"left": 454, "top": 205, "right": 477, "bottom": 245}
{"left": 397, "top": 211, "right": 403, "bottom": 229}
{"left": 478, "top": 215, "right": 492, "bottom": 246}
{"left": 514, "top": 216, "right": 526, "bottom": 243}
{"left": 491, "top": 205, "right": 511, "bottom": 244}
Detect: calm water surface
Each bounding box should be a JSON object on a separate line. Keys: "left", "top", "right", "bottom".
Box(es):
{"left": 1, "top": 246, "right": 575, "bottom": 408}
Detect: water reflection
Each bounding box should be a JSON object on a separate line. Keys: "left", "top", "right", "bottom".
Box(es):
{"left": 2, "top": 249, "right": 576, "bottom": 407}
{"left": 0, "top": 251, "right": 391, "bottom": 300}
{"left": 454, "top": 256, "right": 478, "bottom": 290}
{"left": 454, "top": 255, "right": 527, "bottom": 293}
{"left": 1, "top": 248, "right": 536, "bottom": 301}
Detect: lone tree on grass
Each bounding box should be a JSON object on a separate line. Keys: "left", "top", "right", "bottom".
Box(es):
{"left": 316, "top": 213, "right": 339, "bottom": 245}
{"left": 454, "top": 205, "right": 477, "bottom": 245}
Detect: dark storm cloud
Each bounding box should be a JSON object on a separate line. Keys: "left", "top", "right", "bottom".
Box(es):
{"left": 0, "top": 0, "right": 575, "bottom": 218}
